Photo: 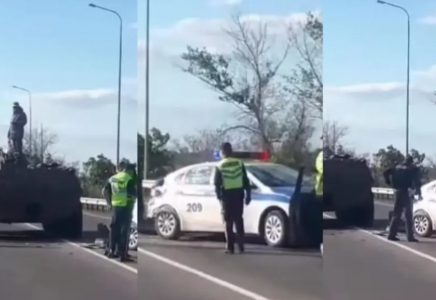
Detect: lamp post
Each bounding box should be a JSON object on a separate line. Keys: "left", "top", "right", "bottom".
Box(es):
{"left": 377, "top": 0, "right": 410, "bottom": 156}
{"left": 144, "top": 0, "right": 150, "bottom": 179}
{"left": 89, "top": 3, "right": 123, "bottom": 164}
{"left": 12, "top": 85, "right": 32, "bottom": 155}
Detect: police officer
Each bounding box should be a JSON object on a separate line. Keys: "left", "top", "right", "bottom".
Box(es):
{"left": 103, "top": 161, "right": 136, "bottom": 261}
{"left": 383, "top": 155, "right": 421, "bottom": 242}
{"left": 214, "top": 142, "right": 251, "bottom": 254}
{"left": 315, "top": 149, "right": 323, "bottom": 198}
{"left": 124, "top": 163, "right": 138, "bottom": 258}
{"left": 9, "top": 102, "right": 27, "bottom": 155}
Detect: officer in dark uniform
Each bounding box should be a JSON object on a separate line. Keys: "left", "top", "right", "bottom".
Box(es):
{"left": 102, "top": 161, "right": 136, "bottom": 261}
{"left": 9, "top": 102, "right": 27, "bottom": 155}
{"left": 214, "top": 142, "right": 251, "bottom": 254}
{"left": 383, "top": 155, "right": 421, "bottom": 242}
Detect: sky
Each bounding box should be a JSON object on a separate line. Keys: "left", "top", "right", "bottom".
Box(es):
{"left": 0, "top": 0, "right": 137, "bottom": 164}
{"left": 137, "top": 0, "right": 322, "bottom": 148}
{"left": 324, "top": 0, "right": 436, "bottom": 157}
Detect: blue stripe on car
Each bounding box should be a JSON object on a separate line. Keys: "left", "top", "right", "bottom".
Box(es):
{"left": 252, "top": 193, "right": 291, "bottom": 203}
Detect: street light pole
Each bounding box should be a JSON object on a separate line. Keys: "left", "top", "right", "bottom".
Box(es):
{"left": 144, "top": 0, "right": 150, "bottom": 180}
{"left": 89, "top": 3, "right": 123, "bottom": 165}
{"left": 377, "top": 0, "right": 410, "bottom": 156}
{"left": 12, "top": 85, "right": 32, "bottom": 155}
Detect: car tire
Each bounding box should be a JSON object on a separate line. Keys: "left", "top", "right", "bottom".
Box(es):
{"left": 129, "top": 226, "right": 138, "bottom": 251}
{"left": 263, "top": 210, "right": 287, "bottom": 247}
{"left": 413, "top": 210, "right": 433, "bottom": 237}
{"left": 154, "top": 210, "right": 181, "bottom": 240}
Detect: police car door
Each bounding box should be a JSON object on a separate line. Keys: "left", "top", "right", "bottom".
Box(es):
{"left": 177, "top": 165, "right": 216, "bottom": 232}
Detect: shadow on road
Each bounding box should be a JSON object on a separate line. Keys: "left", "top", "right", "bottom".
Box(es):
{"left": 323, "top": 218, "right": 390, "bottom": 231}
{"left": 0, "top": 229, "right": 102, "bottom": 245}
{"left": 144, "top": 241, "right": 321, "bottom": 257}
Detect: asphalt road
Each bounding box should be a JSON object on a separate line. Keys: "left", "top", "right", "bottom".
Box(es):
{"left": 139, "top": 224, "right": 322, "bottom": 300}
{"left": 324, "top": 200, "right": 436, "bottom": 300}
{"left": 0, "top": 210, "right": 137, "bottom": 300}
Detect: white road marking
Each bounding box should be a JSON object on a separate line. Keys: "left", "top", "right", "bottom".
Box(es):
{"left": 139, "top": 247, "right": 273, "bottom": 300}
{"left": 83, "top": 211, "right": 111, "bottom": 220}
{"left": 24, "top": 223, "right": 137, "bottom": 274}
{"left": 323, "top": 213, "right": 436, "bottom": 264}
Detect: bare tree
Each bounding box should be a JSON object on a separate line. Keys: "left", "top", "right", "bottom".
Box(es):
{"left": 181, "top": 12, "right": 292, "bottom": 153}
{"left": 23, "top": 125, "right": 59, "bottom": 163}
{"left": 172, "top": 127, "right": 249, "bottom": 153}
{"left": 285, "top": 12, "right": 323, "bottom": 119}
{"left": 323, "top": 120, "right": 348, "bottom": 153}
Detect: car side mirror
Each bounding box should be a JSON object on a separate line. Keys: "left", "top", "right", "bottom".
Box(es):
{"left": 152, "top": 189, "right": 162, "bottom": 197}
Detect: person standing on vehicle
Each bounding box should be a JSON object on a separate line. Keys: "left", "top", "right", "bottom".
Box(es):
{"left": 9, "top": 102, "right": 27, "bottom": 156}
{"left": 214, "top": 142, "right": 251, "bottom": 254}
{"left": 383, "top": 155, "right": 421, "bottom": 242}
{"left": 103, "top": 161, "right": 136, "bottom": 261}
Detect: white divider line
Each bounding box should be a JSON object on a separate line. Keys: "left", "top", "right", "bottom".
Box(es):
{"left": 323, "top": 213, "right": 436, "bottom": 264}
{"left": 139, "top": 248, "right": 273, "bottom": 300}
{"left": 24, "top": 223, "right": 137, "bottom": 274}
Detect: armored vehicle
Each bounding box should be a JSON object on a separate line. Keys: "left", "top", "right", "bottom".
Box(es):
{"left": 0, "top": 149, "right": 83, "bottom": 238}
{"left": 323, "top": 154, "right": 375, "bottom": 227}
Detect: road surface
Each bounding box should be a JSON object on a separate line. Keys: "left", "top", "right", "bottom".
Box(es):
{"left": 324, "top": 200, "right": 436, "bottom": 300}
{"left": 140, "top": 222, "right": 322, "bottom": 300}
{"left": 0, "top": 210, "right": 137, "bottom": 300}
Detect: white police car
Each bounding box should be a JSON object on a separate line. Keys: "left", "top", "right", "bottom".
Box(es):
{"left": 128, "top": 200, "right": 138, "bottom": 251}
{"left": 413, "top": 180, "right": 436, "bottom": 237}
{"left": 146, "top": 152, "right": 315, "bottom": 247}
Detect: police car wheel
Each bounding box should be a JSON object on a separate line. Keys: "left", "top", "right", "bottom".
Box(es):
{"left": 413, "top": 211, "right": 433, "bottom": 237}
{"left": 263, "top": 210, "right": 287, "bottom": 247}
{"left": 155, "top": 211, "right": 180, "bottom": 240}
{"left": 129, "top": 227, "right": 138, "bottom": 251}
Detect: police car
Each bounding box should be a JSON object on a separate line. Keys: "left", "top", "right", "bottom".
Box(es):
{"left": 128, "top": 200, "right": 138, "bottom": 251}
{"left": 146, "top": 152, "right": 315, "bottom": 247}
{"left": 413, "top": 180, "right": 436, "bottom": 237}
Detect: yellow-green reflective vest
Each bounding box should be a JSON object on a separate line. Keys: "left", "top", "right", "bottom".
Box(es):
{"left": 315, "top": 151, "right": 323, "bottom": 196}
{"left": 109, "top": 171, "right": 132, "bottom": 207}
{"left": 217, "top": 157, "right": 244, "bottom": 190}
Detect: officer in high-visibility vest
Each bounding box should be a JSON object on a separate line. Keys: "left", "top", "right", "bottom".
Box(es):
{"left": 214, "top": 142, "right": 251, "bottom": 254}
{"left": 103, "top": 161, "right": 136, "bottom": 261}
{"left": 315, "top": 150, "right": 323, "bottom": 197}
{"left": 123, "top": 163, "right": 137, "bottom": 257}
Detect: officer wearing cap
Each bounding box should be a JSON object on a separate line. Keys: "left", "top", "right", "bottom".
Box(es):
{"left": 383, "top": 155, "right": 421, "bottom": 242}
{"left": 214, "top": 142, "right": 251, "bottom": 254}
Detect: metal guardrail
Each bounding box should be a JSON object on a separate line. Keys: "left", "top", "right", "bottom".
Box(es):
{"left": 80, "top": 197, "right": 109, "bottom": 211}
{"left": 79, "top": 183, "right": 396, "bottom": 211}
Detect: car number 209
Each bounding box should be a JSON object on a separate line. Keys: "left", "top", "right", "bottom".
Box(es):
{"left": 187, "top": 203, "right": 202, "bottom": 213}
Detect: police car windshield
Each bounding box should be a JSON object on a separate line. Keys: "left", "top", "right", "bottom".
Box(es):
{"left": 246, "top": 164, "right": 303, "bottom": 187}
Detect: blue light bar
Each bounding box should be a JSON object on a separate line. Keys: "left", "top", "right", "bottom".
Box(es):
{"left": 213, "top": 150, "right": 221, "bottom": 161}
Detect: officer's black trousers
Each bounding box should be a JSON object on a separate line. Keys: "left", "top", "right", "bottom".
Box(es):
{"left": 11, "top": 139, "right": 22, "bottom": 154}
{"left": 388, "top": 190, "right": 414, "bottom": 239}
{"left": 221, "top": 196, "right": 245, "bottom": 251}
{"left": 109, "top": 206, "right": 131, "bottom": 256}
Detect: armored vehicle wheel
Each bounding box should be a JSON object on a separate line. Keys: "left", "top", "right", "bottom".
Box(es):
{"left": 43, "top": 206, "right": 83, "bottom": 239}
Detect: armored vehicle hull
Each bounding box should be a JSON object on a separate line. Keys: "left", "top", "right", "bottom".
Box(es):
{"left": 323, "top": 155, "right": 374, "bottom": 227}
{"left": 0, "top": 151, "right": 83, "bottom": 238}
